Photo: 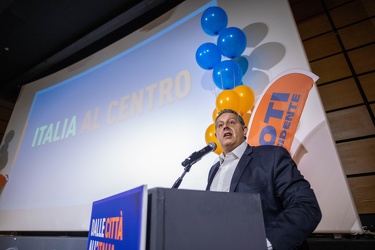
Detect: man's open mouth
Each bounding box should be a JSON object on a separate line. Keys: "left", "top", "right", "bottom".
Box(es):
{"left": 224, "top": 132, "right": 232, "bottom": 137}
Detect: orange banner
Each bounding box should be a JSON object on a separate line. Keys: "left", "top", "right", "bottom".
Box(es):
{"left": 247, "top": 72, "right": 314, "bottom": 151}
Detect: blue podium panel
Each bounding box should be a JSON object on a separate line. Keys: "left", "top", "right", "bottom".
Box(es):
{"left": 147, "top": 188, "right": 267, "bottom": 250}
{"left": 87, "top": 185, "right": 147, "bottom": 250}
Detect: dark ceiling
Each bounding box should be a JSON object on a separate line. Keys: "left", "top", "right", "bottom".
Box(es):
{"left": 0, "top": 0, "right": 184, "bottom": 102}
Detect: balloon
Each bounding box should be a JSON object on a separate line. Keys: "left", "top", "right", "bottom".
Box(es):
{"left": 201, "top": 6, "right": 228, "bottom": 36}
{"left": 232, "top": 56, "right": 249, "bottom": 75}
{"left": 234, "top": 85, "right": 255, "bottom": 115}
{"left": 217, "top": 27, "right": 247, "bottom": 58}
{"left": 205, "top": 123, "right": 216, "bottom": 144}
{"left": 241, "top": 112, "right": 251, "bottom": 127}
{"left": 212, "top": 60, "right": 243, "bottom": 90}
{"left": 212, "top": 108, "right": 218, "bottom": 122}
{"left": 205, "top": 123, "right": 223, "bottom": 155}
{"left": 195, "top": 42, "right": 221, "bottom": 70}
{"left": 215, "top": 89, "right": 240, "bottom": 112}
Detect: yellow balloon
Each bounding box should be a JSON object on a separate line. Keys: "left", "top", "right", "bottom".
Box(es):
{"left": 212, "top": 108, "right": 218, "bottom": 122}
{"left": 215, "top": 90, "right": 240, "bottom": 113}
{"left": 241, "top": 112, "right": 251, "bottom": 127}
{"left": 234, "top": 85, "right": 255, "bottom": 115}
{"left": 205, "top": 123, "right": 223, "bottom": 155}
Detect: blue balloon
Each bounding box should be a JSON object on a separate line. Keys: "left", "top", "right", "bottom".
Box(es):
{"left": 232, "top": 56, "right": 249, "bottom": 75}
{"left": 217, "top": 27, "right": 247, "bottom": 58}
{"left": 212, "top": 60, "right": 243, "bottom": 90}
{"left": 201, "top": 6, "right": 228, "bottom": 36}
{"left": 195, "top": 42, "right": 221, "bottom": 70}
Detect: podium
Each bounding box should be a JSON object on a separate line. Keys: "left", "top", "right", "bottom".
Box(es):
{"left": 147, "top": 188, "right": 267, "bottom": 250}
{"left": 86, "top": 186, "right": 267, "bottom": 250}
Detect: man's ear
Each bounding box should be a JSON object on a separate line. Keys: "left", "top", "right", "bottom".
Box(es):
{"left": 243, "top": 126, "right": 248, "bottom": 134}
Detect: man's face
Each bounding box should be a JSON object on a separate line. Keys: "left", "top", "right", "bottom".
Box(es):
{"left": 215, "top": 112, "right": 247, "bottom": 155}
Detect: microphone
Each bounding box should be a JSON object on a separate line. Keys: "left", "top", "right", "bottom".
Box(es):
{"left": 181, "top": 142, "right": 217, "bottom": 167}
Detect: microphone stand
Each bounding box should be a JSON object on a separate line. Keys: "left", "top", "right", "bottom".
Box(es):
{"left": 171, "top": 163, "right": 192, "bottom": 189}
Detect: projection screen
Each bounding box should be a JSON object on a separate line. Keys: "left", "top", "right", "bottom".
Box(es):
{"left": 0, "top": 0, "right": 362, "bottom": 233}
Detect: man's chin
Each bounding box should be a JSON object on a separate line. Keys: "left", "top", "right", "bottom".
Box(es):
{"left": 222, "top": 142, "right": 235, "bottom": 151}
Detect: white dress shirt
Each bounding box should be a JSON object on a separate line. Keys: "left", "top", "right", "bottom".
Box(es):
{"left": 210, "top": 141, "right": 247, "bottom": 192}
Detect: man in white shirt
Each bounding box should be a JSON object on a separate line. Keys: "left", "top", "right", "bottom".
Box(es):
{"left": 206, "top": 109, "right": 321, "bottom": 250}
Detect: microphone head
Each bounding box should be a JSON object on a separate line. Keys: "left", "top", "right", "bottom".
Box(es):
{"left": 208, "top": 142, "right": 217, "bottom": 151}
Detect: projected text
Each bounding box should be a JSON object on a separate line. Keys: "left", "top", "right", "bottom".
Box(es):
{"left": 32, "top": 116, "right": 77, "bottom": 147}
{"left": 30, "top": 70, "right": 191, "bottom": 147}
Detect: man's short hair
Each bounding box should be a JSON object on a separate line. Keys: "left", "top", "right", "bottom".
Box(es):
{"left": 215, "top": 109, "right": 245, "bottom": 127}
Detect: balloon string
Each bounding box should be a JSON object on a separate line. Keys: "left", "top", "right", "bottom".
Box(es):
{"left": 210, "top": 70, "right": 218, "bottom": 98}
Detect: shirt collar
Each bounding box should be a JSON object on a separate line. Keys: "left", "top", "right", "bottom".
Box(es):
{"left": 219, "top": 141, "right": 248, "bottom": 163}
